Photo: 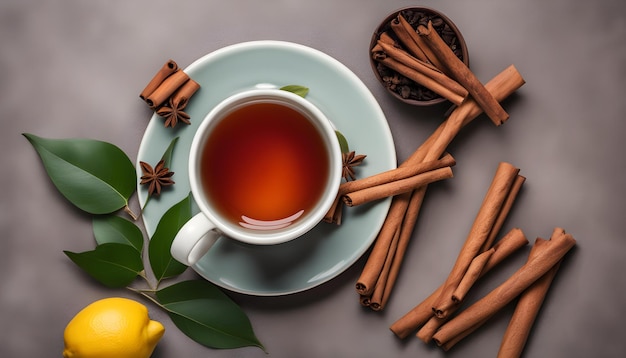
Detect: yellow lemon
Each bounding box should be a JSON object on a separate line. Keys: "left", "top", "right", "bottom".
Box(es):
{"left": 62, "top": 297, "right": 165, "bottom": 358}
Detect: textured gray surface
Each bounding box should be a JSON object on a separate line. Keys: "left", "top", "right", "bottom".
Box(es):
{"left": 2, "top": 0, "right": 625, "bottom": 357}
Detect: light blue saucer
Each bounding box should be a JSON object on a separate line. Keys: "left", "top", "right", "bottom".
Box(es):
{"left": 137, "top": 41, "right": 396, "bottom": 296}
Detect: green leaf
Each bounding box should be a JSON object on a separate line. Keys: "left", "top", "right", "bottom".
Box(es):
{"left": 160, "top": 136, "right": 179, "bottom": 168}
{"left": 93, "top": 215, "right": 143, "bottom": 252}
{"left": 23, "top": 133, "right": 136, "bottom": 215}
{"left": 280, "top": 85, "right": 309, "bottom": 98}
{"left": 156, "top": 280, "right": 265, "bottom": 351}
{"left": 64, "top": 243, "right": 143, "bottom": 288}
{"left": 149, "top": 193, "right": 192, "bottom": 282}
{"left": 335, "top": 130, "right": 350, "bottom": 154}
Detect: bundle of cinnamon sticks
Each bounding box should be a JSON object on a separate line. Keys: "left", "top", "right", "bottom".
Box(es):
{"left": 348, "top": 63, "right": 526, "bottom": 311}
{"left": 390, "top": 227, "right": 575, "bottom": 356}
{"left": 388, "top": 162, "right": 527, "bottom": 339}
{"left": 388, "top": 162, "right": 576, "bottom": 356}
{"left": 139, "top": 59, "right": 200, "bottom": 114}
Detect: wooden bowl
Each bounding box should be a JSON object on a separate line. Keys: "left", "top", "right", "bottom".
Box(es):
{"left": 369, "top": 7, "right": 469, "bottom": 106}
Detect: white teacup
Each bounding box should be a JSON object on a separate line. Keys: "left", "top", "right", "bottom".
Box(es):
{"left": 171, "top": 89, "right": 342, "bottom": 266}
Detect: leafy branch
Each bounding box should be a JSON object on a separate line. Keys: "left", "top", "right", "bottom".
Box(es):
{"left": 23, "top": 133, "right": 265, "bottom": 352}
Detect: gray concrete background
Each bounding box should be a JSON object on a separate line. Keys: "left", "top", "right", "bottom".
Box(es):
{"left": 2, "top": 0, "right": 625, "bottom": 357}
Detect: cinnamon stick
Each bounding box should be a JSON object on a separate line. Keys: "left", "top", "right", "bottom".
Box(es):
{"left": 171, "top": 77, "right": 200, "bottom": 107}
{"left": 452, "top": 203, "right": 530, "bottom": 307}
{"left": 354, "top": 117, "right": 442, "bottom": 297}
{"left": 451, "top": 247, "right": 495, "bottom": 303}
{"left": 416, "top": 314, "right": 448, "bottom": 343}
{"left": 139, "top": 59, "right": 178, "bottom": 100}
{"left": 497, "top": 245, "right": 563, "bottom": 357}
{"left": 481, "top": 228, "right": 529, "bottom": 273}
{"left": 323, "top": 196, "right": 343, "bottom": 224}
{"left": 392, "top": 14, "right": 447, "bottom": 70}
{"left": 373, "top": 56, "right": 466, "bottom": 106}
{"left": 440, "top": 318, "right": 490, "bottom": 351}
{"left": 326, "top": 153, "right": 453, "bottom": 223}
{"left": 368, "top": 227, "right": 401, "bottom": 311}
{"left": 432, "top": 230, "right": 576, "bottom": 347}
{"left": 389, "top": 14, "right": 431, "bottom": 64}
{"left": 390, "top": 284, "right": 443, "bottom": 339}
{"left": 431, "top": 162, "right": 521, "bottom": 319}
{"left": 343, "top": 166, "right": 453, "bottom": 207}
{"left": 379, "top": 31, "right": 395, "bottom": 46}
{"left": 418, "top": 21, "right": 509, "bottom": 126}
{"left": 375, "top": 41, "right": 468, "bottom": 99}
{"left": 339, "top": 154, "right": 455, "bottom": 198}
{"left": 481, "top": 175, "right": 526, "bottom": 252}
{"left": 145, "top": 69, "right": 190, "bottom": 109}
{"left": 356, "top": 192, "right": 411, "bottom": 296}
{"left": 368, "top": 187, "right": 428, "bottom": 311}
{"left": 389, "top": 227, "right": 528, "bottom": 339}
{"left": 406, "top": 65, "right": 524, "bottom": 171}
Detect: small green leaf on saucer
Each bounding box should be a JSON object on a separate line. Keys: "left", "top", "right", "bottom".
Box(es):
{"left": 280, "top": 85, "right": 309, "bottom": 98}
{"left": 156, "top": 280, "right": 265, "bottom": 351}
{"left": 64, "top": 243, "right": 143, "bottom": 288}
{"left": 93, "top": 215, "right": 143, "bottom": 252}
{"left": 23, "top": 133, "right": 136, "bottom": 215}
{"left": 160, "top": 136, "right": 179, "bottom": 168}
{"left": 335, "top": 130, "right": 350, "bottom": 154}
{"left": 149, "top": 193, "right": 192, "bottom": 283}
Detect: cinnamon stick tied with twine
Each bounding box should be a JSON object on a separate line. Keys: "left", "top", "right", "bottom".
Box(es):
{"left": 432, "top": 228, "right": 576, "bottom": 349}
{"left": 418, "top": 21, "right": 509, "bottom": 126}
{"left": 389, "top": 227, "right": 529, "bottom": 339}
{"left": 355, "top": 65, "right": 525, "bottom": 304}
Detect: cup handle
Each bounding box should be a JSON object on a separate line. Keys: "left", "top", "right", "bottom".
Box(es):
{"left": 171, "top": 213, "right": 221, "bottom": 266}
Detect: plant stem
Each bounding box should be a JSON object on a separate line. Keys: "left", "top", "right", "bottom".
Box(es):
{"left": 138, "top": 270, "right": 157, "bottom": 291}
{"left": 124, "top": 204, "right": 139, "bottom": 221}
{"left": 127, "top": 286, "right": 162, "bottom": 308}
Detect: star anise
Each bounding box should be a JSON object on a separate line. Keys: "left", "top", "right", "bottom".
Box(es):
{"left": 139, "top": 160, "right": 175, "bottom": 196}
{"left": 157, "top": 97, "right": 191, "bottom": 128}
{"left": 342, "top": 151, "right": 366, "bottom": 181}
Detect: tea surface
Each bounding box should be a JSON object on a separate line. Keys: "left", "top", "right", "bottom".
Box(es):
{"left": 201, "top": 101, "right": 329, "bottom": 229}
